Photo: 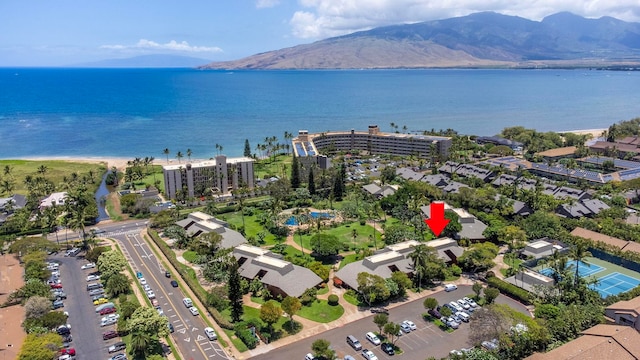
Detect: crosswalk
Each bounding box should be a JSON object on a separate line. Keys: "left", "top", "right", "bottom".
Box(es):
{"left": 101, "top": 229, "right": 142, "bottom": 237}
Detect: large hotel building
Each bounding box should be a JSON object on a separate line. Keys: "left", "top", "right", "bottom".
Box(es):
{"left": 293, "top": 125, "right": 452, "bottom": 167}
{"left": 163, "top": 155, "right": 255, "bottom": 200}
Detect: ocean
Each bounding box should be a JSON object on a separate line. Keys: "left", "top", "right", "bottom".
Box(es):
{"left": 1, "top": 68, "right": 639, "bottom": 159}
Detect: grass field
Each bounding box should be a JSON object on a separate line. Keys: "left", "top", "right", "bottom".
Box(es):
{"left": 0, "top": 159, "right": 107, "bottom": 195}
{"left": 297, "top": 299, "right": 344, "bottom": 323}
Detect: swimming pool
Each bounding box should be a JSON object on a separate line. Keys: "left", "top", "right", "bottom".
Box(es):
{"left": 285, "top": 212, "right": 333, "bottom": 226}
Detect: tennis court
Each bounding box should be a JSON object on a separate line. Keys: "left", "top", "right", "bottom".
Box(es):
{"left": 590, "top": 272, "right": 640, "bottom": 298}
{"left": 538, "top": 260, "right": 604, "bottom": 278}
{"left": 535, "top": 257, "right": 640, "bottom": 298}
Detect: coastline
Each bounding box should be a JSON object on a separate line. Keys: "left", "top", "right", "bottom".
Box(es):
{"left": 556, "top": 128, "right": 607, "bottom": 139}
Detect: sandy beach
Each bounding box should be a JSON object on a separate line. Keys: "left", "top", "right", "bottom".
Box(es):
{"left": 10, "top": 156, "right": 140, "bottom": 171}
{"left": 557, "top": 128, "right": 607, "bottom": 139}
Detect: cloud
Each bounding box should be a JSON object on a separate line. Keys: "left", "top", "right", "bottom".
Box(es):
{"left": 290, "top": 0, "right": 640, "bottom": 39}
{"left": 256, "top": 0, "right": 280, "bottom": 8}
{"left": 101, "top": 39, "right": 222, "bottom": 53}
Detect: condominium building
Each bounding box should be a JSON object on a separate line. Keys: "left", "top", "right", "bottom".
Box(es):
{"left": 163, "top": 155, "right": 255, "bottom": 200}
{"left": 293, "top": 125, "right": 451, "bottom": 168}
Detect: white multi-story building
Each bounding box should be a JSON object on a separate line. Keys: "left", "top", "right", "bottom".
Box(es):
{"left": 163, "top": 155, "right": 255, "bottom": 200}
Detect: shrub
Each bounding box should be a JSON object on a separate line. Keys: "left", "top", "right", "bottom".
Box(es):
{"left": 235, "top": 328, "right": 258, "bottom": 349}
{"left": 485, "top": 271, "right": 496, "bottom": 278}
{"left": 450, "top": 264, "right": 462, "bottom": 276}
{"left": 210, "top": 308, "right": 234, "bottom": 330}
{"left": 328, "top": 294, "right": 339, "bottom": 306}
{"left": 487, "top": 276, "right": 532, "bottom": 305}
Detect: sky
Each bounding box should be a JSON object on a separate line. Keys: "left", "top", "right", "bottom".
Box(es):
{"left": 1, "top": 0, "right": 639, "bottom": 67}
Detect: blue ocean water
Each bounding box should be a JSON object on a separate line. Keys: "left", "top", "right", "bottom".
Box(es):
{"left": 1, "top": 68, "right": 639, "bottom": 159}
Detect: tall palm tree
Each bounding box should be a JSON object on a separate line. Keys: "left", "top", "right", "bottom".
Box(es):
{"left": 163, "top": 148, "right": 170, "bottom": 163}
{"left": 37, "top": 165, "right": 48, "bottom": 177}
{"left": 569, "top": 240, "right": 592, "bottom": 286}
{"left": 187, "top": 148, "right": 193, "bottom": 161}
{"left": 176, "top": 151, "right": 184, "bottom": 164}
{"left": 409, "top": 244, "right": 430, "bottom": 287}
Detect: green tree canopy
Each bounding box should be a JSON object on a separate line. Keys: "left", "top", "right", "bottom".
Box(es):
{"left": 310, "top": 233, "right": 342, "bottom": 257}
{"left": 260, "top": 300, "right": 283, "bottom": 332}
{"left": 96, "top": 250, "right": 128, "bottom": 282}
{"left": 357, "top": 272, "right": 390, "bottom": 306}
{"left": 127, "top": 306, "right": 170, "bottom": 337}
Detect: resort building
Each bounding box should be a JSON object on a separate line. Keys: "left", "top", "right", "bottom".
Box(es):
{"left": 175, "top": 211, "right": 247, "bottom": 249}
{"left": 606, "top": 296, "right": 640, "bottom": 330}
{"left": 334, "top": 239, "right": 463, "bottom": 290}
{"left": 292, "top": 126, "right": 452, "bottom": 168}
{"left": 232, "top": 244, "right": 322, "bottom": 298}
{"left": 163, "top": 155, "right": 255, "bottom": 200}
{"left": 420, "top": 203, "right": 488, "bottom": 241}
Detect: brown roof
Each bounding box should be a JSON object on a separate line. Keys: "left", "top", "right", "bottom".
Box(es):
{"left": 571, "top": 227, "right": 629, "bottom": 250}
{"left": 526, "top": 324, "right": 640, "bottom": 360}
{"left": 589, "top": 141, "right": 639, "bottom": 153}
{"left": 536, "top": 146, "right": 577, "bottom": 158}
{"left": 607, "top": 296, "right": 640, "bottom": 315}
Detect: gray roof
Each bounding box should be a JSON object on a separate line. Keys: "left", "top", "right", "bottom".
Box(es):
{"left": 362, "top": 183, "right": 382, "bottom": 195}
{"left": 0, "top": 194, "right": 27, "bottom": 211}
{"left": 396, "top": 167, "right": 424, "bottom": 181}
{"left": 422, "top": 174, "right": 449, "bottom": 187}
{"left": 494, "top": 195, "right": 532, "bottom": 217}
{"left": 442, "top": 181, "right": 469, "bottom": 193}
{"left": 454, "top": 164, "right": 493, "bottom": 181}
{"left": 233, "top": 245, "right": 322, "bottom": 297}
{"left": 438, "top": 161, "right": 460, "bottom": 174}
{"left": 492, "top": 174, "right": 516, "bottom": 187}
{"left": 553, "top": 186, "right": 591, "bottom": 201}
{"left": 457, "top": 219, "right": 488, "bottom": 240}
{"left": 177, "top": 212, "right": 247, "bottom": 249}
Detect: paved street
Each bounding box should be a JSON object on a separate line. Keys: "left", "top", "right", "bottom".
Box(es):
{"left": 114, "top": 231, "right": 230, "bottom": 360}
{"left": 251, "top": 285, "right": 529, "bottom": 360}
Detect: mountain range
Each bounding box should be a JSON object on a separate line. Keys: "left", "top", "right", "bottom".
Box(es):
{"left": 201, "top": 12, "right": 640, "bottom": 70}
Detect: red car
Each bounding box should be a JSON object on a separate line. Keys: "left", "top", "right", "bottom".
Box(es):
{"left": 99, "top": 307, "right": 116, "bottom": 315}
{"left": 102, "top": 330, "right": 118, "bottom": 340}
{"left": 50, "top": 283, "right": 63, "bottom": 289}
{"left": 59, "top": 348, "right": 76, "bottom": 356}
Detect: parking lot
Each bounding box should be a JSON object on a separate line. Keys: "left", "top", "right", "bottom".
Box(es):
{"left": 50, "top": 253, "right": 126, "bottom": 359}
{"left": 252, "top": 284, "right": 529, "bottom": 360}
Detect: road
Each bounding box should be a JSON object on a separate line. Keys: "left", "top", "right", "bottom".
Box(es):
{"left": 251, "top": 285, "right": 530, "bottom": 360}
{"left": 50, "top": 254, "right": 119, "bottom": 359}
{"left": 113, "top": 231, "right": 230, "bottom": 360}
{"left": 48, "top": 219, "right": 147, "bottom": 245}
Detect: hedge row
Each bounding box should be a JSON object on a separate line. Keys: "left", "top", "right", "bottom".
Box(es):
{"left": 487, "top": 276, "right": 533, "bottom": 305}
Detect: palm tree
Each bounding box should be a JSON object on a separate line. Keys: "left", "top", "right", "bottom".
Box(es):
{"left": 130, "top": 331, "right": 152, "bottom": 358}
{"left": 176, "top": 151, "right": 184, "bottom": 164}
{"left": 409, "top": 244, "right": 430, "bottom": 287}
{"left": 37, "top": 165, "right": 48, "bottom": 177}
{"left": 163, "top": 148, "right": 170, "bottom": 163}
{"left": 187, "top": 148, "right": 193, "bottom": 161}
{"left": 0, "top": 179, "right": 15, "bottom": 195}
{"left": 569, "top": 240, "right": 592, "bottom": 286}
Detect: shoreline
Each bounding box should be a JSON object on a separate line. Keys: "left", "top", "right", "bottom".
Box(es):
{"left": 0, "top": 127, "right": 609, "bottom": 168}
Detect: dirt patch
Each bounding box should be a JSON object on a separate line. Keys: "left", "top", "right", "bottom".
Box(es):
{"left": 0, "top": 254, "right": 27, "bottom": 358}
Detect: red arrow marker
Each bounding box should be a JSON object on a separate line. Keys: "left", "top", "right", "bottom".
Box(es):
{"left": 424, "top": 202, "right": 450, "bottom": 237}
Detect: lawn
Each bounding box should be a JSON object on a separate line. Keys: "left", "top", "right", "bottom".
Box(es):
{"left": 253, "top": 154, "right": 292, "bottom": 179}
{"left": 298, "top": 221, "right": 384, "bottom": 251}
{"left": 223, "top": 213, "right": 281, "bottom": 245}
{"left": 182, "top": 250, "right": 198, "bottom": 263}
{"left": 297, "top": 299, "right": 344, "bottom": 323}
{"left": 0, "top": 159, "right": 106, "bottom": 195}
{"left": 343, "top": 290, "right": 363, "bottom": 306}
{"left": 339, "top": 253, "right": 364, "bottom": 269}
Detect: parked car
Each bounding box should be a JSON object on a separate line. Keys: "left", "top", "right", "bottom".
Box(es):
{"left": 108, "top": 341, "right": 126, "bottom": 353}
{"left": 139, "top": 278, "right": 147, "bottom": 285}
{"left": 449, "top": 301, "right": 463, "bottom": 312}
{"left": 455, "top": 311, "right": 470, "bottom": 323}
{"left": 444, "top": 284, "right": 458, "bottom": 292}
{"left": 362, "top": 349, "right": 378, "bottom": 360}
{"left": 400, "top": 322, "right": 411, "bottom": 333}
{"left": 365, "top": 332, "right": 381, "bottom": 345}
{"left": 482, "top": 339, "right": 499, "bottom": 351}
{"left": 59, "top": 348, "right": 76, "bottom": 356}
{"left": 457, "top": 299, "right": 471, "bottom": 310}
{"left": 143, "top": 284, "right": 152, "bottom": 292}
{"left": 403, "top": 320, "right": 417, "bottom": 331}
{"left": 204, "top": 327, "right": 217, "bottom": 340}
{"left": 183, "top": 298, "right": 193, "bottom": 308}
{"left": 56, "top": 325, "right": 70, "bottom": 335}
{"left": 155, "top": 306, "right": 164, "bottom": 316}
{"left": 100, "top": 307, "right": 117, "bottom": 316}
{"left": 443, "top": 317, "right": 460, "bottom": 329}
{"left": 146, "top": 290, "right": 155, "bottom": 299}
{"left": 151, "top": 298, "right": 159, "bottom": 307}
{"left": 53, "top": 292, "right": 67, "bottom": 300}
{"left": 346, "top": 335, "right": 362, "bottom": 351}
{"left": 463, "top": 297, "right": 478, "bottom": 308}
{"left": 305, "top": 353, "right": 315, "bottom": 360}
{"left": 88, "top": 289, "right": 105, "bottom": 296}
{"left": 170, "top": 280, "right": 178, "bottom": 287}
{"left": 94, "top": 297, "right": 109, "bottom": 305}
{"left": 109, "top": 354, "right": 127, "bottom": 360}
{"left": 165, "top": 270, "right": 171, "bottom": 278}
{"left": 95, "top": 303, "right": 115, "bottom": 313}
{"left": 81, "top": 263, "right": 96, "bottom": 270}
{"left": 51, "top": 283, "right": 63, "bottom": 289}
{"left": 86, "top": 274, "right": 100, "bottom": 282}
{"left": 136, "top": 272, "right": 143, "bottom": 279}
{"left": 168, "top": 323, "right": 174, "bottom": 333}
{"left": 52, "top": 300, "right": 64, "bottom": 309}
{"left": 381, "top": 343, "right": 395, "bottom": 355}
{"left": 189, "top": 306, "right": 199, "bottom": 316}
{"left": 103, "top": 330, "right": 118, "bottom": 340}
{"left": 428, "top": 308, "right": 441, "bottom": 318}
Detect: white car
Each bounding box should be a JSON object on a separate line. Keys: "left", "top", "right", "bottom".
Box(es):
{"left": 102, "top": 314, "right": 120, "bottom": 322}
{"left": 81, "top": 263, "right": 96, "bottom": 270}
{"left": 444, "top": 284, "right": 458, "bottom": 292}
{"left": 457, "top": 299, "right": 471, "bottom": 310}
{"left": 463, "top": 297, "right": 478, "bottom": 308}
{"left": 86, "top": 274, "right": 100, "bottom": 281}
{"left": 143, "top": 284, "right": 152, "bottom": 291}
{"left": 139, "top": 278, "right": 147, "bottom": 285}
{"left": 189, "top": 306, "right": 199, "bottom": 316}
{"left": 455, "top": 311, "right": 470, "bottom": 322}
{"left": 365, "top": 332, "right": 380, "bottom": 345}
{"left": 362, "top": 349, "right": 378, "bottom": 360}
{"left": 204, "top": 327, "right": 217, "bottom": 340}
{"left": 183, "top": 298, "right": 193, "bottom": 308}
{"left": 146, "top": 290, "right": 155, "bottom": 299}
{"left": 449, "top": 301, "right": 464, "bottom": 312}
{"left": 400, "top": 322, "right": 411, "bottom": 333}
{"left": 101, "top": 318, "right": 117, "bottom": 327}
{"left": 403, "top": 320, "right": 417, "bottom": 331}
